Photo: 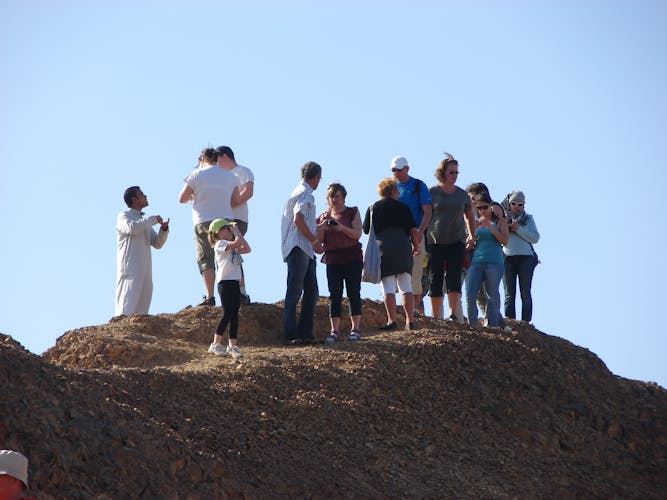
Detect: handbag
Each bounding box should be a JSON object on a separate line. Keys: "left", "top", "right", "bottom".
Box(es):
{"left": 361, "top": 206, "right": 381, "bottom": 284}
{"left": 530, "top": 244, "right": 540, "bottom": 268}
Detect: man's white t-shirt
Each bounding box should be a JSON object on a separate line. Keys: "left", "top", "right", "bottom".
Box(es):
{"left": 230, "top": 164, "right": 254, "bottom": 223}
{"left": 183, "top": 165, "right": 236, "bottom": 225}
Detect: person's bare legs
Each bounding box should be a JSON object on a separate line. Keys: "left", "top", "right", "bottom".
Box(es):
{"left": 447, "top": 291, "right": 461, "bottom": 320}
{"left": 202, "top": 268, "right": 215, "bottom": 299}
{"left": 430, "top": 296, "right": 444, "bottom": 319}
{"left": 402, "top": 293, "right": 415, "bottom": 328}
{"left": 350, "top": 314, "right": 361, "bottom": 332}
{"left": 330, "top": 316, "right": 341, "bottom": 333}
{"left": 383, "top": 293, "right": 397, "bottom": 324}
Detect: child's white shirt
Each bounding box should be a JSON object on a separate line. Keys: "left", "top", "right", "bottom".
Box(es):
{"left": 214, "top": 240, "right": 243, "bottom": 282}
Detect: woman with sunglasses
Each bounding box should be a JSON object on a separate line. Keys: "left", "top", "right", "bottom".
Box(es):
{"left": 426, "top": 153, "right": 476, "bottom": 321}
{"left": 502, "top": 190, "right": 540, "bottom": 322}
{"left": 465, "top": 193, "right": 508, "bottom": 328}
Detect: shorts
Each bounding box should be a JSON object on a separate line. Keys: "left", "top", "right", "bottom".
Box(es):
{"left": 234, "top": 219, "right": 248, "bottom": 235}
{"left": 195, "top": 221, "right": 215, "bottom": 273}
{"left": 381, "top": 272, "right": 413, "bottom": 296}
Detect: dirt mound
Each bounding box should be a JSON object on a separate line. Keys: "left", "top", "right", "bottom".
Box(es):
{"left": 2, "top": 300, "right": 667, "bottom": 499}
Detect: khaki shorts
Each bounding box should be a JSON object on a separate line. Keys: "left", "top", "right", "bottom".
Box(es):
{"left": 411, "top": 238, "right": 426, "bottom": 295}
{"left": 234, "top": 219, "right": 248, "bottom": 235}
{"left": 195, "top": 221, "right": 215, "bottom": 273}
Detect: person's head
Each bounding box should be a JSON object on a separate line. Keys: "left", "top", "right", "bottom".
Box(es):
{"left": 198, "top": 147, "right": 218, "bottom": 167}
{"left": 123, "top": 186, "right": 148, "bottom": 209}
{"left": 215, "top": 146, "right": 236, "bottom": 169}
{"left": 301, "top": 161, "right": 322, "bottom": 190}
{"left": 390, "top": 156, "right": 410, "bottom": 182}
{"left": 434, "top": 152, "right": 459, "bottom": 184}
{"left": 377, "top": 177, "right": 398, "bottom": 199}
{"left": 472, "top": 192, "right": 493, "bottom": 218}
{"left": 0, "top": 450, "right": 29, "bottom": 496}
{"left": 326, "top": 183, "right": 347, "bottom": 209}
{"left": 207, "top": 218, "right": 235, "bottom": 245}
{"left": 466, "top": 182, "right": 490, "bottom": 197}
{"left": 508, "top": 190, "right": 526, "bottom": 214}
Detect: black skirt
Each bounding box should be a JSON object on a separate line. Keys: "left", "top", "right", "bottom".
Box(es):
{"left": 376, "top": 226, "right": 412, "bottom": 277}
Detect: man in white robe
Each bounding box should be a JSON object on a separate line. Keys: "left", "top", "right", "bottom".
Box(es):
{"left": 115, "top": 186, "right": 169, "bottom": 316}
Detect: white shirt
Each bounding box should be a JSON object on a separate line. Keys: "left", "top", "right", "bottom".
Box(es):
{"left": 281, "top": 180, "right": 316, "bottom": 261}
{"left": 183, "top": 165, "right": 236, "bottom": 225}
{"left": 115, "top": 208, "right": 168, "bottom": 316}
{"left": 230, "top": 164, "right": 254, "bottom": 223}
{"left": 214, "top": 239, "right": 243, "bottom": 282}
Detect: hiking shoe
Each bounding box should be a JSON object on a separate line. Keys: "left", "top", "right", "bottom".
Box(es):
{"left": 208, "top": 343, "right": 228, "bottom": 356}
{"left": 240, "top": 294, "right": 251, "bottom": 305}
{"left": 325, "top": 331, "right": 339, "bottom": 343}
{"left": 197, "top": 296, "right": 215, "bottom": 306}
{"left": 502, "top": 326, "right": 513, "bottom": 333}
{"left": 227, "top": 345, "right": 243, "bottom": 359}
{"left": 445, "top": 314, "right": 458, "bottom": 322}
{"left": 406, "top": 322, "right": 416, "bottom": 331}
{"left": 378, "top": 322, "right": 397, "bottom": 331}
{"left": 348, "top": 330, "right": 362, "bottom": 341}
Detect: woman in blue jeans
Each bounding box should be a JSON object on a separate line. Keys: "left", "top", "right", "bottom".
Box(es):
{"left": 317, "top": 183, "right": 363, "bottom": 341}
{"left": 465, "top": 193, "right": 508, "bottom": 327}
{"left": 502, "top": 190, "right": 540, "bottom": 322}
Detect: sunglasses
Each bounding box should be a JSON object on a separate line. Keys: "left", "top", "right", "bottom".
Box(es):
{"left": 476, "top": 205, "right": 490, "bottom": 211}
{"left": 391, "top": 167, "right": 405, "bottom": 173}
{"left": 510, "top": 202, "right": 524, "bottom": 207}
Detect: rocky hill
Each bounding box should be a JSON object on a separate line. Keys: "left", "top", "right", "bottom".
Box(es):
{"left": 2, "top": 299, "right": 666, "bottom": 499}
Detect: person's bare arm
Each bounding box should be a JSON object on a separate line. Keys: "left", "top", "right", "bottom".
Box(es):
{"left": 179, "top": 184, "right": 194, "bottom": 203}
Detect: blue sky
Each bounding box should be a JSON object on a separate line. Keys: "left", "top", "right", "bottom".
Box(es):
{"left": 1, "top": 0, "right": 666, "bottom": 387}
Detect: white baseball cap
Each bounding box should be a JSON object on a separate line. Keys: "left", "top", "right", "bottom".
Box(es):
{"left": 390, "top": 156, "right": 409, "bottom": 170}
{"left": 0, "top": 450, "right": 29, "bottom": 487}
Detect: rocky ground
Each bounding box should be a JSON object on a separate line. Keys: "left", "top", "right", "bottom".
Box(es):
{"left": 2, "top": 299, "right": 666, "bottom": 499}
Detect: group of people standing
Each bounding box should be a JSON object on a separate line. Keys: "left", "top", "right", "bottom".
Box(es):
{"left": 282, "top": 153, "right": 540, "bottom": 344}
{"left": 114, "top": 148, "right": 540, "bottom": 355}
{"left": 115, "top": 145, "right": 254, "bottom": 358}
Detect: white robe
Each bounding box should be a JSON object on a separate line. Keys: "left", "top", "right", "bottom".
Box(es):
{"left": 115, "top": 209, "right": 168, "bottom": 316}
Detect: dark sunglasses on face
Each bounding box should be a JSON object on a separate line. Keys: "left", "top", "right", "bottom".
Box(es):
{"left": 391, "top": 167, "right": 404, "bottom": 173}
{"left": 477, "top": 205, "right": 490, "bottom": 210}
{"left": 448, "top": 171, "right": 459, "bottom": 175}
{"left": 510, "top": 202, "right": 524, "bottom": 207}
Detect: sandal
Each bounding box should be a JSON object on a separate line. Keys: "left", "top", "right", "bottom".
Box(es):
{"left": 378, "top": 322, "right": 397, "bottom": 331}
{"left": 325, "top": 331, "right": 339, "bottom": 343}
{"left": 348, "top": 330, "right": 362, "bottom": 341}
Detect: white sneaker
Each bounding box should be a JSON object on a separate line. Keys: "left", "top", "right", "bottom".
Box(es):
{"left": 227, "top": 345, "right": 243, "bottom": 359}
{"left": 208, "top": 343, "right": 228, "bottom": 356}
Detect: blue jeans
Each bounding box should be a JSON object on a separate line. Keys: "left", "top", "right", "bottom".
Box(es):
{"left": 466, "top": 262, "right": 504, "bottom": 327}
{"left": 504, "top": 255, "right": 535, "bottom": 321}
{"left": 284, "top": 247, "right": 318, "bottom": 341}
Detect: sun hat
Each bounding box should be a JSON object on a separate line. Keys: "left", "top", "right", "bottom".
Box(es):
{"left": 0, "top": 450, "right": 29, "bottom": 487}
{"left": 208, "top": 218, "right": 234, "bottom": 234}
{"left": 390, "top": 156, "right": 408, "bottom": 170}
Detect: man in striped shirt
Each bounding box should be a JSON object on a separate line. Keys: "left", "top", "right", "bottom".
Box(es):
{"left": 280, "top": 161, "right": 324, "bottom": 344}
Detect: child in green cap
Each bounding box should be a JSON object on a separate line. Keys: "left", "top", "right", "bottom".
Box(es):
{"left": 207, "top": 218, "right": 252, "bottom": 358}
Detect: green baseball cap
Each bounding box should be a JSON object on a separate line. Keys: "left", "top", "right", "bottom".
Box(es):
{"left": 208, "top": 218, "right": 234, "bottom": 234}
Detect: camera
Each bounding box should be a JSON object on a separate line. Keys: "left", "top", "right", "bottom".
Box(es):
{"left": 326, "top": 219, "right": 338, "bottom": 227}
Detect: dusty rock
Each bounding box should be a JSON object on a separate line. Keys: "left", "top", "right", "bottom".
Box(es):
{"left": 2, "top": 299, "right": 666, "bottom": 499}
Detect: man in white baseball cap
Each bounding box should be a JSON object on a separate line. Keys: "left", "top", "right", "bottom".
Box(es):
{"left": 0, "top": 449, "right": 31, "bottom": 499}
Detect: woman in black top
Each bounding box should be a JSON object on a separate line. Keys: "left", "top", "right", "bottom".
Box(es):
{"left": 363, "top": 178, "right": 419, "bottom": 331}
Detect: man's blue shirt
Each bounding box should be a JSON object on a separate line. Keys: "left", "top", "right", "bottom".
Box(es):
{"left": 397, "top": 176, "right": 431, "bottom": 226}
